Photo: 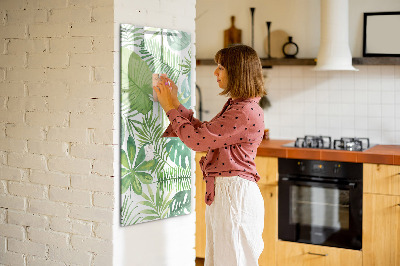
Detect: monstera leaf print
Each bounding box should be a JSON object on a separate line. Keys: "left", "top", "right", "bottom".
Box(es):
{"left": 169, "top": 190, "right": 191, "bottom": 217}
{"left": 121, "top": 47, "right": 153, "bottom": 115}
{"left": 121, "top": 136, "right": 157, "bottom": 195}
{"left": 166, "top": 138, "right": 191, "bottom": 169}
{"left": 166, "top": 30, "right": 190, "bottom": 51}
{"left": 179, "top": 76, "right": 191, "bottom": 109}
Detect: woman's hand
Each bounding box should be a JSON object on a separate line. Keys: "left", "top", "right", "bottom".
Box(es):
{"left": 165, "top": 77, "right": 181, "bottom": 109}
{"left": 154, "top": 77, "right": 175, "bottom": 113}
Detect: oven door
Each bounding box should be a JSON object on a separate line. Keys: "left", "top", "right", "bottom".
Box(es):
{"left": 278, "top": 176, "right": 362, "bottom": 250}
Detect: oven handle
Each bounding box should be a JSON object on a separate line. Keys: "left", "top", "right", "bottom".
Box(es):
{"left": 280, "top": 177, "right": 357, "bottom": 189}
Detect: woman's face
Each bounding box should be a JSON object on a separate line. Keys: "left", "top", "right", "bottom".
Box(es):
{"left": 214, "top": 64, "right": 228, "bottom": 90}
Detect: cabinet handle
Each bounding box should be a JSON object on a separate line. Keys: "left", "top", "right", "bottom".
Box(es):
{"left": 397, "top": 204, "right": 400, "bottom": 207}
{"left": 307, "top": 252, "right": 328, "bottom": 256}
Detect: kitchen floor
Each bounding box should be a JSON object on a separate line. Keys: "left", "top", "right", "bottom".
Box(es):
{"left": 196, "top": 257, "right": 204, "bottom": 266}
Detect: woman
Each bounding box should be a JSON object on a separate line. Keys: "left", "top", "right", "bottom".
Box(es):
{"left": 154, "top": 44, "right": 266, "bottom": 266}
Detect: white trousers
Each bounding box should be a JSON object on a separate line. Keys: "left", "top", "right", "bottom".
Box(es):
{"left": 205, "top": 176, "right": 264, "bottom": 266}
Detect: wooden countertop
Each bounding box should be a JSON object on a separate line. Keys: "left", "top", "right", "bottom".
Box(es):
{"left": 257, "top": 139, "right": 400, "bottom": 165}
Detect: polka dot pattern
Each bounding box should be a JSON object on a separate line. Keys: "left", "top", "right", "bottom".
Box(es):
{"left": 161, "top": 98, "right": 265, "bottom": 205}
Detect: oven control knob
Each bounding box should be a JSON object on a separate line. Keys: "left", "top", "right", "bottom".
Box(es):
{"left": 298, "top": 161, "right": 305, "bottom": 171}
{"left": 334, "top": 164, "right": 341, "bottom": 174}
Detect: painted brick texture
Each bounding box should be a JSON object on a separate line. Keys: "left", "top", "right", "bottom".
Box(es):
{"left": 0, "top": 0, "right": 114, "bottom": 265}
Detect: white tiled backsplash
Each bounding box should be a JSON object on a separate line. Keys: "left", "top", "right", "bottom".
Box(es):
{"left": 196, "top": 65, "right": 400, "bottom": 145}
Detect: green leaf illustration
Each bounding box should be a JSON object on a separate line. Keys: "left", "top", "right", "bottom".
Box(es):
{"left": 127, "top": 136, "right": 136, "bottom": 166}
{"left": 121, "top": 167, "right": 129, "bottom": 178}
{"left": 169, "top": 190, "right": 191, "bottom": 217}
{"left": 121, "top": 173, "right": 132, "bottom": 194}
{"left": 120, "top": 136, "right": 154, "bottom": 195}
{"left": 121, "top": 149, "right": 130, "bottom": 169}
{"left": 121, "top": 25, "right": 142, "bottom": 45}
{"left": 136, "top": 160, "right": 157, "bottom": 172}
{"left": 134, "top": 145, "right": 146, "bottom": 168}
{"left": 166, "top": 138, "right": 191, "bottom": 169}
{"left": 139, "top": 35, "right": 182, "bottom": 81}
{"left": 120, "top": 25, "right": 193, "bottom": 226}
{"left": 136, "top": 171, "right": 153, "bottom": 184}
{"left": 138, "top": 184, "right": 173, "bottom": 222}
{"left": 129, "top": 110, "right": 171, "bottom": 174}
{"left": 121, "top": 47, "right": 153, "bottom": 115}
{"left": 166, "top": 30, "right": 191, "bottom": 51}
{"left": 131, "top": 176, "right": 143, "bottom": 195}
{"left": 157, "top": 166, "right": 191, "bottom": 193}
{"left": 121, "top": 195, "right": 143, "bottom": 226}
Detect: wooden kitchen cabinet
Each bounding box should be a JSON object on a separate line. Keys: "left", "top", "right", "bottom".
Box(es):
{"left": 276, "top": 241, "right": 362, "bottom": 266}
{"left": 363, "top": 193, "right": 400, "bottom": 266}
{"left": 364, "top": 163, "right": 400, "bottom": 196}
{"left": 255, "top": 156, "right": 278, "bottom": 186}
{"left": 257, "top": 156, "right": 278, "bottom": 266}
{"left": 259, "top": 184, "right": 278, "bottom": 266}
{"left": 195, "top": 152, "right": 207, "bottom": 258}
{"left": 363, "top": 163, "right": 400, "bottom": 266}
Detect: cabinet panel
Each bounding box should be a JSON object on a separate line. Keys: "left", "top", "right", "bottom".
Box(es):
{"left": 364, "top": 164, "right": 400, "bottom": 196}
{"left": 195, "top": 152, "right": 207, "bottom": 258}
{"left": 363, "top": 193, "right": 400, "bottom": 266}
{"left": 259, "top": 185, "right": 278, "bottom": 266}
{"left": 277, "top": 241, "right": 362, "bottom": 266}
{"left": 255, "top": 156, "right": 278, "bottom": 186}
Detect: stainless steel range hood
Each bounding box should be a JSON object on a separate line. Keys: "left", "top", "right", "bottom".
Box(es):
{"left": 314, "top": 0, "right": 358, "bottom": 71}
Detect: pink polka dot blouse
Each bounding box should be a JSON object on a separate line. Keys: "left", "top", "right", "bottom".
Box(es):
{"left": 162, "top": 97, "right": 265, "bottom": 205}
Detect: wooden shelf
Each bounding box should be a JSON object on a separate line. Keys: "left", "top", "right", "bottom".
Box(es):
{"left": 196, "top": 57, "right": 400, "bottom": 67}
{"left": 352, "top": 57, "right": 400, "bottom": 65}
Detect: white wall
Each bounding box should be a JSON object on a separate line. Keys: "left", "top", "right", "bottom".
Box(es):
{"left": 196, "top": 0, "right": 400, "bottom": 58}
{"left": 197, "top": 65, "right": 400, "bottom": 144}
{"left": 113, "top": 1, "right": 197, "bottom": 266}
{"left": 196, "top": 0, "right": 400, "bottom": 145}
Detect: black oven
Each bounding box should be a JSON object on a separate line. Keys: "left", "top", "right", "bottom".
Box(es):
{"left": 278, "top": 158, "right": 363, "bottom": 250}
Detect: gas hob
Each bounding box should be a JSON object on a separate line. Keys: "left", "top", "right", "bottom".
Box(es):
{"left": 282, "top": 135, "right": 375, "bottom": 151}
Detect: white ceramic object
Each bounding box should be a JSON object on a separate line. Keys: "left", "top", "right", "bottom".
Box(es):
{"left": 314, "top": 0, "right": 358, "bottom": 71}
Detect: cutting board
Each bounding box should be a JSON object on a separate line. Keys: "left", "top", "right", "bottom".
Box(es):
{"left": 224, "top": 16, "right": 242, "bottom": 48}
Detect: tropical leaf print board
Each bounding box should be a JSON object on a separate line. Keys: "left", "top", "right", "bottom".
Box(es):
{"left": 120, "top": 24, "right": 192, "bottom": 226}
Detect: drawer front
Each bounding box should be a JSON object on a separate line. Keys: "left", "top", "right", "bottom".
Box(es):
{"left": 277, "top": 241, "right": 362, "bottom": 266}
{"left": 364, "top": 164, "right": 400, "bottom": 196}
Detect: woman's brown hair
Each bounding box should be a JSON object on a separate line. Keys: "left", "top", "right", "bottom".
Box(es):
{"left": 214, "top": 44, "right": 266, "bottom": 99}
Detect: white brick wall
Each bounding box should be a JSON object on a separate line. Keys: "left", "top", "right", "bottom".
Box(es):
{"left": 0, "top": 0, "right": 114, "bottom": 265}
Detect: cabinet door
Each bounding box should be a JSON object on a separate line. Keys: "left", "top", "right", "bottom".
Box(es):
{"left": 195, "top": 152, "right": 207, "bottom": 258}
{"left": 363, "top": 193, "right": 400, "bottom": 266}
{"left": 259, "top": 185, "right": 278, "bottom": 266}
{"left": 277, "top": 241, "right": 362, "bottom": 266}
{"left": 255, "top": 156, "right": 278, "bottom": 186}
{"left": 364, "top": 164, "right": 400, "bottom": 196}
